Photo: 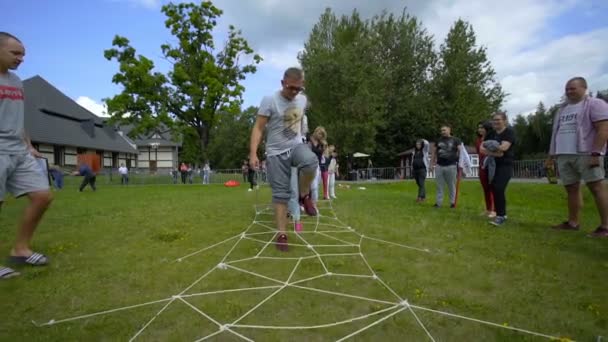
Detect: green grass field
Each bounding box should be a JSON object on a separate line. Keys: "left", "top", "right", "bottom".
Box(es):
{"left": 0, "top": 180, "right": 606, "bottom": 341}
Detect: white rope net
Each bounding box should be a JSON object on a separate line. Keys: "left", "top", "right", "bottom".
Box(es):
{"left": 34, "top": 196, "right": 569, "bottom": 341}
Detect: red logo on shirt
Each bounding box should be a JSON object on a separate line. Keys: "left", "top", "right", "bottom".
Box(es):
{"left": 0, "top": 85, "right": 24, "bottom": 100}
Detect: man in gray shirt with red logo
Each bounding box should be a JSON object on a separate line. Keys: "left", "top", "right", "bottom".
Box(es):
{"left": 0, "top": 32, "right": 53, "bottom": 279}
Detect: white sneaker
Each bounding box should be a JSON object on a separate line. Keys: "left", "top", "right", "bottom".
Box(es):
{"left": 331, "top": 195, "right": 337, "bottom": 199}
{"left": 248, "top": 188, "right": 253, "bottom": 192}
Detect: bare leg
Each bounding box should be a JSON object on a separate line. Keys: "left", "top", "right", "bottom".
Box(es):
{"left": 298, "top": 169, "right": 315, "bottom": 197}
{"left": 587, "top": 180, "right": 608, "bottom": 228}
{"left": 274, "top": 202, "right": 288, "bottom": 234}
{"left": 565, "top": 183, "right": 581, "bottom": 226}
{"left": 11, "top": 191, "right": 53, "bottom": 257}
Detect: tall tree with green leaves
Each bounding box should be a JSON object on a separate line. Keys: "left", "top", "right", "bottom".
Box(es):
{"left": 103, "top": 1, "right": 261, "bottom": 164}
{"left": 369, "top": 11, "right": 438, "bottom": 164}
{"left": 432, "top": 19, "right": 506, "bottom": 143}
{"left": 299, "top": 9, "right": 382, "bottom": 161}
{"left": 206, "top": 106, "right": 259, "bottom": 169}
{"left": 512, "top": 102, "right": 553, "bottom": 159}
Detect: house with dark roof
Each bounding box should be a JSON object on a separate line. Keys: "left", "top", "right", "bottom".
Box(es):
{"left": 115, "top": 124, "right": 181, "bottom": 173}
{"left": 23, "top": 76, "right": 138, "bottom": 169}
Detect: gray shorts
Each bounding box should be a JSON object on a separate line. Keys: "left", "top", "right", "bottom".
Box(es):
{"left": 557, "top": 155, "right": 605, "bottom": 186}
{"left": 266, "top": 144, "right": 318, "bottom": 203}
{"left": 0, "top": 154, "right": 50, "bottom": 201}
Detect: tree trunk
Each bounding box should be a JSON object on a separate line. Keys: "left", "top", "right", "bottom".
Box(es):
{"left": 197, "top": 126, "right": 209, "bottom": 163}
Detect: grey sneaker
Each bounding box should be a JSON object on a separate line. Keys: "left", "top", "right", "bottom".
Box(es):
{"left": 490, "top": 216, "right": 507, "bottom": 226}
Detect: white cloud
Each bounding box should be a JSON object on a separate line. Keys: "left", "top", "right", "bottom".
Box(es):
{"left": 109, "top": 0, "right": 608, "bottom": 116}
{"left": 76, "top": 96, "right": 109, "bottom": 117}
{"left": 127, "top": 0, "right": 160, "bottom": 9}
{"left": 258, "top": 43, "right": 303, "bottom": 71}
{"left": 414, "top": 0, "right": 601, "bottom": 115}
{"left": 234, "top": 0, "right": 608, "bottom": 116}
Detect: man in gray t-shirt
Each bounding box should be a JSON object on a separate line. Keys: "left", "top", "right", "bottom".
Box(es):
{"left": 0, "top": 33, "right": 53, "bottom": 279}
{"left": 249, "top": 67, "right": 318, "bottom": 252}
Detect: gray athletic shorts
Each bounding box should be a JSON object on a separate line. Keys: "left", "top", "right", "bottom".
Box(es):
{"left": 557, "top": 155, "right": 605, "bottom": 186}
{"left": 266, "top": 144, "right": 318, "bottom": 203}
{"left": 0, "top": 154, "right": 50, "bottom": 201}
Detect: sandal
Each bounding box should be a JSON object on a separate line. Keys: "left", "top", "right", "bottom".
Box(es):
{"left": 8, "top": 252, "right": 49, "bottom": 266}
{"left": 0, "top": 266, "right": 21, "bottom": 279}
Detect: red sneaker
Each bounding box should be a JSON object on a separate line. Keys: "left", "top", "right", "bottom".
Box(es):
{"left": 294, "top": 222, "right": 303, "bottom": 233}
{"left": 300, "top": 195, "right": 317, "bottom": 216}
{"left": 589, "top": 227, "right": 608, "bottom": 238}
{"left": 276, "top": 234, "right": 289, "bottom": 252}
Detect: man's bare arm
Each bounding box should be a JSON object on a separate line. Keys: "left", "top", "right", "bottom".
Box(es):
{"left": 249, "top": 115, "right": 269, "bottom": 170}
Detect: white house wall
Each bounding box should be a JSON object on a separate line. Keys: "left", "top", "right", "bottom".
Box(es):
{"left": 39, "top": 144, "right": 54, "bottom": 164}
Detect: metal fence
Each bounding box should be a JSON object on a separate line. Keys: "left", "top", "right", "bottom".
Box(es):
{"left": 343, "top": 160, "right": 550, "bottom": 181}
{"left": 50, "top": 159, "right": 604, "bottom": 188}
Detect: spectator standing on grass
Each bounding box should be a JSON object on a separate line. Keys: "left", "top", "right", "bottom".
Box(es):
{"left": 260, "top": 159, "right": 267, "bottom": 183}
{"left": 203, "top": 161, "right": 210, "bottom": 184}
{"left": 431, "top": 125, "right": 462, "bottom": 208}
{"left": 187, "top": 164, "right": 193, "bottom": 184}
{"left": 476, "top": 121, "right": 495, "bottom": 218}
{"left": 320, "top": 146, "right": 330, "bottom": 200}
{"left": 481, "top": 112, "right": 516, "bottom": 226}
{"left": 247, "top": 159, "right": 258, "bottom": 191}
{"left": 412, "top": 139, "right": 430, "bottom": 203}
{"left": 179, "top": 162, "right": 187, "bottom": 184}
{"left": 1, "top": 32, "right": 53, "bottom": 279}
{"left": 327, "top": 147, "right": 339, "bottom": 199}
{"left": 118, "top": 163, "right": 128, "bottom": 185}
{"left": 241, "top": 160, "right": 248, "bottom": 182}
{"left": 309, "top": 126, "right": 328, "bottom": 208}
{"left": 171, "top": 167, "right": 178, "bottom": 184}
{"left": 549, "top": 77, "right": 608, "bottom": 237}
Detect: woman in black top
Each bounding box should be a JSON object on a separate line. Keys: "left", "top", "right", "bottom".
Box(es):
{"left": 481, "top": 112, "right": 516, "bottom": 226}
{"left": 412, "top": 139, "right": 429, "bottom": 202}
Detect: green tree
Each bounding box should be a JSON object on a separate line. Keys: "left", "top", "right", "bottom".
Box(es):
{"left": 206, "top": 106, "right": 259, "bottom": 169}
{"left": 299, "top": 9, "right": 382, "bottom": 161}
{"left": 369, "top": 11, "right": 438, "bottom": 165}
{"left": 597, "top": 89, "right": 608, "bottom": 102}
{"left": 432, "top": 19, "right": 506, "bottom": 143}
{"left": 103, "top": 1, "right": 261, "bottom": 164}
{"left": 512, "top": 102, "right": 554, "bottom": 159}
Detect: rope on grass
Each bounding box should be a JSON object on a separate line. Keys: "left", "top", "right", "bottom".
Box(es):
{"left": 34, "top": 188, "right": 569, "bottom": 341}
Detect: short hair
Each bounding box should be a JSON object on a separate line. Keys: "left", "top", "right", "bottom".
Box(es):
{"left": 0, "top": 32, "right": 21, "bottom": 46}
{"left": 567, "top": 77, "right": 588, "bottom": 89}
{"left": 284, "top": 67, "right": 304, "bottom": 80}
{"left": 492, "top": 111, "right": 508, "bottom": 121}
{"left": 440, "top": 124, "right": 451, "bottom": 130}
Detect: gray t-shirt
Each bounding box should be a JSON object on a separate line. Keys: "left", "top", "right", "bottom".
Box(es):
{"left": 258, "top": 92, "right": 307, "bottom": 156}
{"left": 0, "top": 72, "right": 27, "bottom": 154}
{"left": 555, "top": 102, "right": 582, "bottom": 155}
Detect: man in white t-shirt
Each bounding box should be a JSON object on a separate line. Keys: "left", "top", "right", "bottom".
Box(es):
{"left": 550, "top": 77, "right": 608, "bottom": 237}
{"left": 118, "top": 163, "right": 129, "bottom": 185}
{"left": 249, "top": 67, "right": 318, "bottom": 252}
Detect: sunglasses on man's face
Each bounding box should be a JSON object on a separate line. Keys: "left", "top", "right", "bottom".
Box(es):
{"left": 284, "top": 85, "right": 304, "bottom": 93}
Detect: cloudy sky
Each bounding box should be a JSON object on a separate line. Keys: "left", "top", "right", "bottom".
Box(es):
{"left": 5, "top": 0, "right": 608, "bottom": 118}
